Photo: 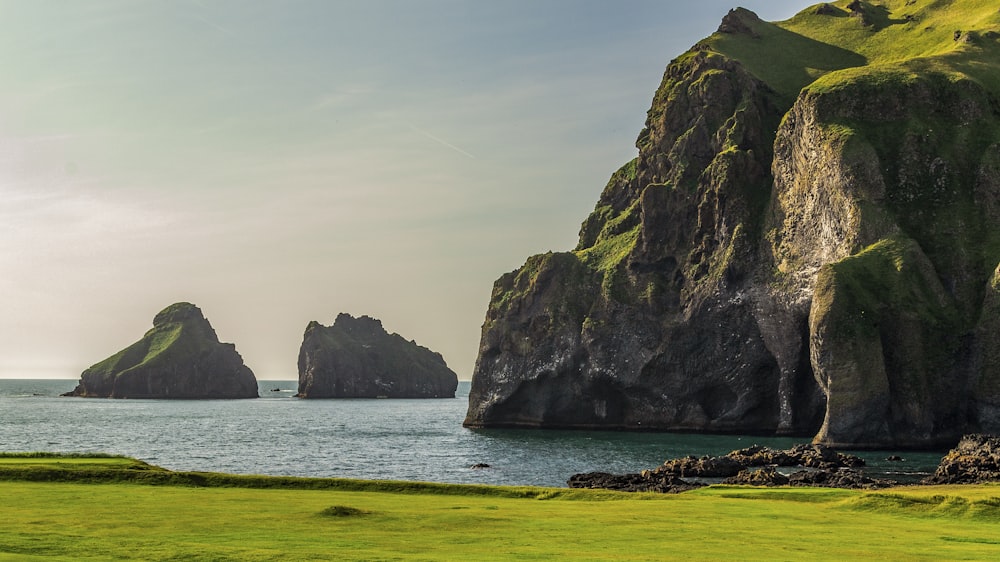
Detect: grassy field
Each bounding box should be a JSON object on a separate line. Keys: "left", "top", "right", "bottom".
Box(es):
{"left": 1, "top": 456, "right": 1000, "bottom": 560}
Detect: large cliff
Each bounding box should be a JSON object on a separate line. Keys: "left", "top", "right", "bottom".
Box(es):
{"left": 465, "top": 1, "right": 1000, "bottom": 448}
{"left": 297, "top": 313, "right": 459, "bottom": 398}
{"left": 66, "top": 302, "right": 258, "bottom": 399}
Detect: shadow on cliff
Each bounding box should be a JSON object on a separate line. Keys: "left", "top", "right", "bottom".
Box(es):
{"left": 710, "top": 11, "right": 868, "bottom": 101}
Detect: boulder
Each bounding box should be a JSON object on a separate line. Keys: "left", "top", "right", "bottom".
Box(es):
{"left": 567, "top": 471, "right": 704, "bottom": 494}
{"left": 923, "top": 434, "right": 1000, "bottom": 484}
{"left": 653, "top": 443, "right": 863, "bottom": 478}
{"left": 571, "top": 443, "right": 870, "bottom": 492}
{"left": 723, "top": 467, "right": 790, "bottom": 487}
{"left": 657, "top": 454, "right": 745, "bottom": 478}
{"left": 717, "top": 8, "right": 761, "bottom": 38}
{"left": 722, "top": 467, "right": 896, "bottom": 489}
{"left": 64, "top": 302, "right": 258, "bottom": 399}
{"left": 726, "top": 443, "right": 865, "bottom": 470}
{"left": 296, "top": 313, "right": 458, "bottom": 398}
{"left": 786, "top": 469, "right": 896, "bottom": 489}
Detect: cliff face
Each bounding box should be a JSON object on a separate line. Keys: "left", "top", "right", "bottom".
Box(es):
{"left": 465, "top": 2, "right": 1000, "bottom": 448}
{"left": 66, "top": 302, "right": 258, "bottom": 399}
{"left": 466, "top": 48, "right": 818, "bottom": 433}
{"left": 297, "top": 313, "right": 458, "bottom": 398}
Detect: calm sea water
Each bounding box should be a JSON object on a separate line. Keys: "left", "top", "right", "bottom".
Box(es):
{"left": 0, "top": 379, "right": 944, "bottom": 487}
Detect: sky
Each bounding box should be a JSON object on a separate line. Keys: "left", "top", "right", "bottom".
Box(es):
{"left": 1, "top": 0, "right": 808, "bottom": 380}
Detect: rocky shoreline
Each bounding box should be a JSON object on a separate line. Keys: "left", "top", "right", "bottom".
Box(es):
{"left": 569, "top": 435, "right": 1000, "bottom": 493}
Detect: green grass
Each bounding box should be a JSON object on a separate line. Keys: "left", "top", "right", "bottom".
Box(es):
{"left": 3, "top": 456, "right": 1000, "bottom": 560}
{"left": 820, "top": 235, "right": 956, "bottom": 327}
{"left": 80, "top": 322, "right": 196, "bottom": 389}
{"left": 0, "top": 457, "right": 141, "bottom": 468}
{"left": 576, "top": 225, "right": 639, "bottom": 276}
{"left": 710, "top": 0, "right": 1000, "bottom": 103}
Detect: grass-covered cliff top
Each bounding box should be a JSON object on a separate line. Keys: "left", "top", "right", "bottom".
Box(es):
{"left": 709, "top": 0, "right": 1000, "bottom": 103}
{"left": 83, "top": 302, "right": 218, "bottom": 380}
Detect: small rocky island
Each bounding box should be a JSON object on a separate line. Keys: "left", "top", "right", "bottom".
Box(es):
{"left": 64, "top": 302, "right": 258, "bottom": 399}
{"left": 296, "top": 313, "right": 459, "bottom": 398}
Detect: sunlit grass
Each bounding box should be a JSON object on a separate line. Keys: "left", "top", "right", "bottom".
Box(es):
{"left": 710, "top": 0, "right": 1000, "bottom": 103}
{"left": 1, "top": 456, "right": 1000, "bottom": 560}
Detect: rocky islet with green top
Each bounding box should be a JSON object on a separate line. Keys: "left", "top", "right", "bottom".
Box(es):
{"left": 64, "top": 302, "right": 258, "bottom": 399}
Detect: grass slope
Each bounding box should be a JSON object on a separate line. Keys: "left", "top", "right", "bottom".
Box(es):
{"left": 711, "top": 0, "right": 1000, "bottom": 103}
{"left": 2, "top": 456, "right": 1000, "bottom": 560}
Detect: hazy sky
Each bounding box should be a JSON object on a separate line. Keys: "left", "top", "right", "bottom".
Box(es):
{"left": 1, "top": 0, "right": 807, "bottom": 380}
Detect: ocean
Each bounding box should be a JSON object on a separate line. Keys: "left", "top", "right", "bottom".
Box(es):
{"left": 0, "top": 379, "right": 945, "bottom": 487}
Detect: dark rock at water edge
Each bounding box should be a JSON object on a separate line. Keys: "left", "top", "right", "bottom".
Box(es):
{"left": 785, "top": 469, "right": 896, "bottom": 489}
{"left": 568, "top": 443, "right": 868, "bottom": 492}
{"left": 64, "top": 302, "right": 258, "bottom": 399}
{"left": 296, "top": 313, "right": 459, "bottom": 398}
{"left": 724, "top": 467, "right": 791, "bottom": 486}
{"left": 573, "top": 434, "right": 1000, "bottom": 492}
{"left": 465, "top": 3, "right": 1000, "bottom": 449}
{"left": 656, "top": 443, "right": 865, "bottom": 478}
{"left": 923, "top": 434, "right": 1000, "bottom": 485}
{"left": 722, "top": 467, "right": 897, "bottom": 489}
{"left": 567, "top": 471, "right": 705, "bottom": 494}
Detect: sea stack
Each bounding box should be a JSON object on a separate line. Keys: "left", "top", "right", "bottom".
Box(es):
{"left": 464, "top": 3, "right": 1000, "bottom": 449}
{"left": 65, "top": 302, "right": 258, "bottom": 399}
{"left": 297, "top": 313, "right": 458, "bottom": 398}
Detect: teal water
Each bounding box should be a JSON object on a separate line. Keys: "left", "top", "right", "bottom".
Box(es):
{"left": 0, "top": 379, "right": 944, "bottom": 486}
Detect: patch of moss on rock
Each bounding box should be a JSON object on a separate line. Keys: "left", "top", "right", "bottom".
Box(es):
{"left": 809, "top": 236, "right": 964, "bottom": 447}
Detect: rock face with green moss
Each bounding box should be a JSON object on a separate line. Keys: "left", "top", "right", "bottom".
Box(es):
{"left": 297, "top": 314, "right": 458, "bottom": 398}
{"left": 66, "top": 303, "right": 258, "bottom": 399}
{"left": 465, "top": 1, "right": 1000, "bottom": 449}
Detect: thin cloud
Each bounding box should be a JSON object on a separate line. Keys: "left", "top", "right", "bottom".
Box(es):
{"left": 308, "top": 86, "right": 377, "bottom": 113}
{"left": 408, "top": 124, "right": 476, "bottom": 159}
{"left": 186, "top": 13, "right": 235, "bottom": 36}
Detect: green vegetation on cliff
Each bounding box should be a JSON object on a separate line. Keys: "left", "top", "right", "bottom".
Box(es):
{"left": 468, "top": 0, "right": 1000, "bottom": 445}
{"left": 83, "top": 320, "right": 192, "bottom": 386}
{"left": 712, "top": 1, "right": 1000, "bottom": 101}
{"left": 495, "top": 0, "right": 1000, "bottom": 315}
{"left": 68, "top": 302, "right": 258, "bottom": 399}
{"left": 80, "top": 303, "right": 218, "bottom": 384}
{"left": 813, "top": 235, "right": 958, "bottom": 338}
